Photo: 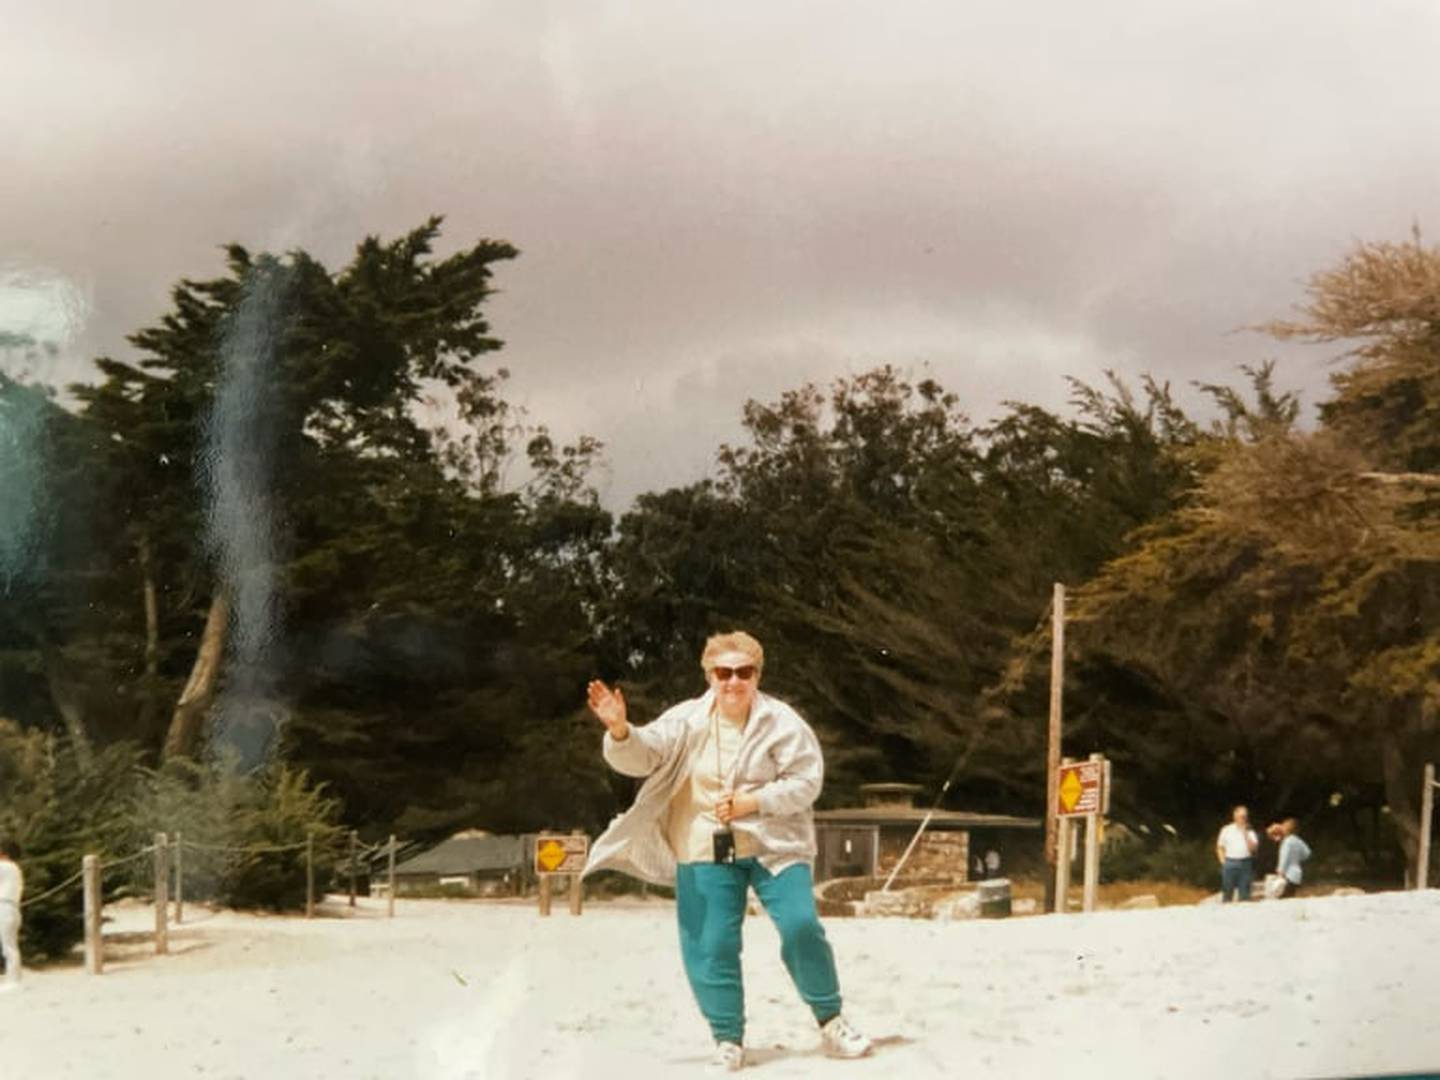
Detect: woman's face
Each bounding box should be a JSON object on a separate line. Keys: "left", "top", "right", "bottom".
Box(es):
{"left": 706, "top": 650, "right": 760, "bottom": 716}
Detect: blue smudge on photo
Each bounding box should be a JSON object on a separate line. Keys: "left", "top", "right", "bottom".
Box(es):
{"left": 200, "top": 263, "right": 292, "bottom": 769}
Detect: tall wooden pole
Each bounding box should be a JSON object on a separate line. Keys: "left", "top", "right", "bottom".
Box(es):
{"left": 1082, "top": 753, "right": 1103, "bottom": 913}
{"left": 83, "top": 854, "right": 102, "bottom": 975}
{"left": 1419, "top": 763, "right": 1435, "bottom": 890}
{"left": 153, "top": 833, "right": 169, "bottom": 956}
{"left": 349, "top": 830, "right": 358, "bottom": 908}
{"left": 1044, "top": 583, "right": 1065, "bottom": 913}
{"left": 569, "top": 830, "right": 585, "bottom": 916}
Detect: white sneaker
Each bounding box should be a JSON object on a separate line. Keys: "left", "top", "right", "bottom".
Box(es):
{"left": 820, "top": 1014, "right": 873, "bottom": 1058}
{"left": 708, "top": 1041, "right": 745, "bottom": 1072}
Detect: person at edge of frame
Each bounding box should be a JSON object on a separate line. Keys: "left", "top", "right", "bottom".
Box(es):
{"left": 582, "top": 630, "right": 873, "bottom": 1073}
{"left": 1216, "top": 804, "right": 1260, "bottom": 903}
{"left": 0, "top": 835, "right": 24, "bottom": 989}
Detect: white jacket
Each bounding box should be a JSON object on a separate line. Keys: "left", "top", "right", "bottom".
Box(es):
{"left": 582, "top": 689, "right": 823, "bottom": 886}
{"left": 0, "top": 859, "right": 22, "bottom": 905}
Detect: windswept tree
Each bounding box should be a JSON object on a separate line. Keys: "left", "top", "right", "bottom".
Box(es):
{"left": 1074, "top": 235, "right": 1440, "bottom": 876}
{"left": 72, "top": 218, "right": 520, "bottom": 763}
{"left": 606, "top": 366, "right": 1199, "bottom": 809}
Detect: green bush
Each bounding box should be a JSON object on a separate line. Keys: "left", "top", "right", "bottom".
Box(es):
{"left": 1100, "top": 830, "right": 1219, "bottom": 889}
{"left": 0, "top": 721, "right": 142, "bottom": 962}
{"left": 137, "top": 757, "right": 344, "bottom": 911}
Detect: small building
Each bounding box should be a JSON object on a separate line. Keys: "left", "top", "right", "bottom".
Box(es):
{"left": 813, "top": 783, "right": 1041, "bottom": 883}
{"left": 388, "top": 830, "right": 537, "bottom": 897}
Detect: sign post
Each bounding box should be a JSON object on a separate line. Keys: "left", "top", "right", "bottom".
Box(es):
{"left": 1055, "top": 755, "right": 1108, "bottom": 914}
{"left": 1082, "top": 753, "right": 1104, "bottom": 913}
{"left": 534, "top": 832, "right": 589, "bottom": 917}
{"left": 1054, "top": 757, "right": 1074, "bottom": 912}
{"left": 1419, "top": 762, "right": 1436, "bottom": 890}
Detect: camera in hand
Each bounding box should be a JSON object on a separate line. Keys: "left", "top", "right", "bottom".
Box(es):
{"left": 712, "top": 827, "right": 736, "bottom": 864}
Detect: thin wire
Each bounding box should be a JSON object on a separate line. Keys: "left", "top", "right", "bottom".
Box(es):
{"left": 881, "top": 596, "right": 1057, "bottom": 892}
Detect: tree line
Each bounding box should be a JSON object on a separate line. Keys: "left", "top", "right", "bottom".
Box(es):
{"left": 2, "top": 218, "right": 1436, "bottom": 896}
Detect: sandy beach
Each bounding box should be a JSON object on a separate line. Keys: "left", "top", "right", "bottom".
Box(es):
{"left": 4, "top": 889, "right": 1438, "bottom": 1080}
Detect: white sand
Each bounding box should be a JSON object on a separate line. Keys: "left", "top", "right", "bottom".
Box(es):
{"left": 3, "top": 889, "right": 1438, "bottom": 1079}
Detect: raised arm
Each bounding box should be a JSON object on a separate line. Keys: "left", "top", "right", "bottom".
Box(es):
{"left": 587, "top": 680, "right": 679, "bottom": 778}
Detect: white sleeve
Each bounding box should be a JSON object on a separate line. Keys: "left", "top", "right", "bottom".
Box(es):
{"left": 602, "top": 707, "right": 686, "bottom": 778}
{"left": 753, "top": 715, "right": 824, "bottom": 817}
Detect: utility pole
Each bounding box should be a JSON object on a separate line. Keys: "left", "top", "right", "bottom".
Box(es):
{"left": 1044, "top": 583, "right": 1065, "bottom": 913}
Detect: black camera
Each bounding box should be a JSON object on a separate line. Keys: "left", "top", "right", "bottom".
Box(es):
{"left": 712, "top": 828, "right": 736, "bottom": 864}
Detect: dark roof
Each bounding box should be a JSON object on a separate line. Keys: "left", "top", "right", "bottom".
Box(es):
{"left": 394, "top": 834, "right": 528, "bottom": 876}
{"left": 814, "top": 808, "right": 1042, "bottom": 829}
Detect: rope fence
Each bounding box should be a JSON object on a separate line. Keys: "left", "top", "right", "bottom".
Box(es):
{"left": 18, "top": 844, "right": 160, "bottom": 909}
{"left": 19, "top": 867, "right": 87, "bottom": 910}
{"left": 181, "top": 839, "right": 311, "bottom": 854}
{"left": 14, "top": 830, "right": 407, "bottom": 976}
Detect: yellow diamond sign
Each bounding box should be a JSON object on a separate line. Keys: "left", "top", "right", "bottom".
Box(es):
{"left": 1059, "top": 769, "right": 1083, "bottom": 813}
{"left": 534, "top": 833, "right": 589, "bottom": 875}
{"left": 537, "top": 839, "right": 567, "bottom": 873}
{"left": 1056, "top": 761, "right": 1105, "bottom": 818}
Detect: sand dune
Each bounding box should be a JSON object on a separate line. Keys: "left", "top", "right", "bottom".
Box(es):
{"left": 4, "top": 889, "right": 1438, "bottom": 1079}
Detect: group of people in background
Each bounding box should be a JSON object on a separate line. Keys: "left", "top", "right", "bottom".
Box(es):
{"left": 1216, "top": 805, "right": 1312, "bottom": 902}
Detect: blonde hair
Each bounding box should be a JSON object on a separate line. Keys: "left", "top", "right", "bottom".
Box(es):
{"left": 700, "top": 631, "right": 764, "bottom": 674}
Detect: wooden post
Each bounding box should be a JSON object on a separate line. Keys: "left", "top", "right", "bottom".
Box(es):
{"left": 1043, "top": 583, "right": 1065, "bottom": 913}
{"left": 83, "top": 854, "right": 102, "bottom": 975}
{"left": 539, "top": 874, "right": 553, "bottom": 917}
{"left": 569, "top": 829, "right": 584, "bottom": 916}
{"left": 387, "top": 834, "right": 397, "bottom": 918}
{"left": 1082, "top": 753, "right": 1103, "bottom": 913}
{"left": 1419, "top": 763, "right": 1435, "bottom": 890}
{"left": 305, "top": 829, "right": 315, "bottom": 919}
{"left": 1054, "top": 757, "right": 1074, "bottom": 914}
{"left": 173, "top": 830, "right": 183, "bottom": 925}
{"left": 349, "top": 830, "right": 358, "bottom": 908}
{"left": 153, "top": 832, "right": 169, "bottom": 956}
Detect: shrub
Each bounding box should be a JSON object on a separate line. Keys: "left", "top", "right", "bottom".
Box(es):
{"left": 135, "top": 757, "right": 344, "bottom": 911}
{"left": 1100, "top": 829, "right": 1218, "bottom": 889}
{"left": 0, "top": 721, "right": 142, "bottom": 962}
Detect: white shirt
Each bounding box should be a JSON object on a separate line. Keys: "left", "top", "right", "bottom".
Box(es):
{"left": 1217, "top": 823, "right": 1257, "bottom": 860}
{"left": 666, "top": 707, "right": 760, "bottom": 863}
{"left": 0, "top": 859, "right": 23, "bottom": 904}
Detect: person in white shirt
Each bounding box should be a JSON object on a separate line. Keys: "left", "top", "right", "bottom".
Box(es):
{"left": 1215, "top": 805, "right": 1259, "bottom": 902}
{"left": 0, "top": 838, "right": 23, "bottom": 988}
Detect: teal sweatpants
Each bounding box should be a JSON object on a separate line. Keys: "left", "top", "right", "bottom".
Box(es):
{"left": 675, "top": 858, "right": 842, "bottom": 1045}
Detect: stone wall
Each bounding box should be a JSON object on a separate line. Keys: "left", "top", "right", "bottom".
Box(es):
{"left": 877, "top": 829, "right": 969, "bottom": 881}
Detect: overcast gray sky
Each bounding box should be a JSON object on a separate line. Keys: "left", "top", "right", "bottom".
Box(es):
{"left": 5, "top": 1, "right": 1440, "bottom": 508}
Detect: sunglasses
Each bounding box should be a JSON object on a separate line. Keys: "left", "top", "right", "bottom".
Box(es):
{"left": 710, "top": 665, "right": 757, "bottom": 682}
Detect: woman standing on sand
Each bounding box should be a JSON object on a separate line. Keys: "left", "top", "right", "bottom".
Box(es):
{"left": 582, "top": 631, "right": 872, "bottom": 1072}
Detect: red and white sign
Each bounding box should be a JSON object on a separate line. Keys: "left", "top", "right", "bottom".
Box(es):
{"left": 1056, "top": 761, "right": 1107, "bottom": 818}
